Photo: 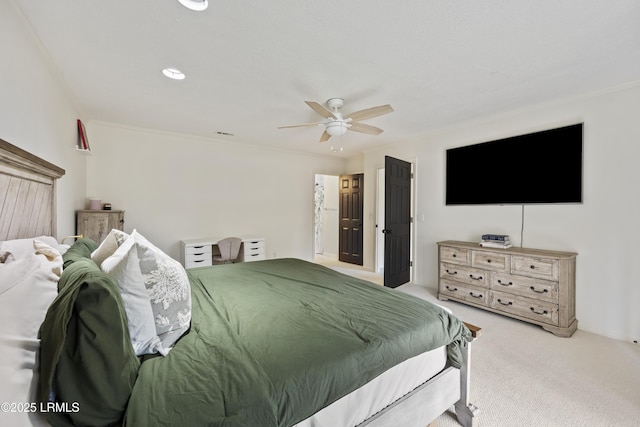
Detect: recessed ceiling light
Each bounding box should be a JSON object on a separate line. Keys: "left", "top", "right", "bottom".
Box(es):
{"left": 162, "top": 68, "right": 186, "bottom": 80}
{"left": 177, "top": 0, "right": 208, "bottom": 11}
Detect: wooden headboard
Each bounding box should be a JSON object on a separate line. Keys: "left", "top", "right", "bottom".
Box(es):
{"left": 0, "top": 138, "right": 65, "bottom": 240}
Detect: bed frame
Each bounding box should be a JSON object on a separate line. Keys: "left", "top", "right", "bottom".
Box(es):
{"left": 363, "top": 324, "right": 479, "bottom": 427}
{"left": 0, "top": 138, "right": 65, "bottom": 240}
{"left": 0, "top": 138, "right": 478, "bottom": 427}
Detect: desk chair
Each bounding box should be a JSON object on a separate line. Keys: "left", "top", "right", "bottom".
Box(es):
{"left": 212, "top": 237, "right": 242, "bottom": 264}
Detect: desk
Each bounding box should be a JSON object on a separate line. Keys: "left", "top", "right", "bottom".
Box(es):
{"left": 180, "top": 237, "right": 265, "bottom": 269}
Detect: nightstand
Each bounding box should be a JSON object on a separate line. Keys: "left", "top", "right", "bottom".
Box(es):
{"left": 76, "top": 210, "right": 125, "bottom": 245}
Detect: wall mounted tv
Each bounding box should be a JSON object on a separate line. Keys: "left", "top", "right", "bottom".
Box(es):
{"left": 446, "top": 123, "right": 583, "bottom": 205}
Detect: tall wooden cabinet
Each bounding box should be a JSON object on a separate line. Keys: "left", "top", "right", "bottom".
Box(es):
{"left": 438, "top": 240, "right": 577, "bottom": 337}
{"left": 76, "top": 210, "right": 125, "bottom": 245}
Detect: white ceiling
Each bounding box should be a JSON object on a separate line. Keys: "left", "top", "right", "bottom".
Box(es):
{"left": 13, "top": 0, "right": 640, "bottom": 157}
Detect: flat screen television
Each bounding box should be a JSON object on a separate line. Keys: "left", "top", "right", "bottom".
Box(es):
{"left": 446, "top": 123, "right": 583, "bottom": 205}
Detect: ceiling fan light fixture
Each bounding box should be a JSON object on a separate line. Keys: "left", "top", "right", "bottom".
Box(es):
{"left": 325, "top": 121, "right": 349, "bottom": 137}
{"left": 162, "top": 68, "right": 186, "bottom": 80}
{"left": 177, "top": 0, "right": 208, "bottom": 11}
{"left": 278, "top": 98, "right": 393, "bottom": 146}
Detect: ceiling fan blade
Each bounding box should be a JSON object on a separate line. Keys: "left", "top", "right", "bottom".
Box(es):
{"left": 319, "top": 130, "right": 331, "bottom": 142}
{"left": 277, "top": 123, "right": 323, "bottom": 129}
{"left": 345, "top": 104, "right": 394, "bottom": 122}
{"left": 305, "top": 101, "right": 338, "bottom": 119}
{"left": 349, "top": 121, "right": 384, "bottom": 135}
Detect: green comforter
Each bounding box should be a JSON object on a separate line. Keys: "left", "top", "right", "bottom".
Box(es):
{"left": 124, "top": 258, "right": 470, "bottom": 427}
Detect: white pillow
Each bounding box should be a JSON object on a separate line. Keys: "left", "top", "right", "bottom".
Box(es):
{"left": 101, "top": 230, "right": 191, "bottom": 356}
{"left": 0, "top": 235, "right": 62, "bottom": 264}
{"left": 0, "top": 250, "right": 60, "bottom": 426}
{"left": 91, "top": 229, "right": 130, "bottom": 267}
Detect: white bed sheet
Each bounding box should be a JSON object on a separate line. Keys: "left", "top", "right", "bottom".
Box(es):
{"left": 0, "top": 238, "right": 65, "bottom": 427}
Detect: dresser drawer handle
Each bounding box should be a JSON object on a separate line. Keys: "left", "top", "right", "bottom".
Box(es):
{"left": 530, "top": 265, "right": 537, "bottom": 269}
{"left": 452, "top": 254, "right": 457, "bottom": 258}
{"left": 193, "top": 245, "right": 205, "bottom": 249}
{"left": 486, "top": 259, "right": 492, "bottom": 263}
{"left": 469, "top": 274, "right": 483, "bottom": 281}
{"left": 194, "top": 260, "right": 204, "bottom": 263}
{"left": 497, "top": 299, "right": 513, "bottom": 306}
{"left": 446, "top": 285, "right": 458, "bottom": 292}
{"left": 194, "top": 252, "right": 205, "bottom": 256}
{"left": 530, "top": 286, "right": 548, "bottom": 294}
{"left": 445, "top": 269, "right": 458, "bottom": 275}
{"left": 497, "top": 280, "right": 513, "bottom": 286}
{"left": 530, "top": 307, "right": 548, "bottom": 315}
{"left": 469, "top": 292, "right": 483, "bottom": 299}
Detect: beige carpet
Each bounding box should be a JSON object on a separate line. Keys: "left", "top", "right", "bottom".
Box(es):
{"left": 399, "top": 284, "right": 640, "bottom": 427}
{"left": 313, "top": 254, "right": 384, "bottom": 285}
{"left": 316, "top": 258, "right": 640, "bottom": 427}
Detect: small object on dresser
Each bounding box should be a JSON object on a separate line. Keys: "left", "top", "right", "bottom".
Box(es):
{"left": 480, "top": 234, "right": 512, "bottom": 248}
{"left": 88, "top": 198, "right": 101, "bottom": 210}
{"left": 103, "top": 203, "right": 112, "bottom": 210}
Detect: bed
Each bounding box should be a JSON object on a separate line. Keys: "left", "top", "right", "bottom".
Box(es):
{"left": 0, "top": 138, "right": 479, "bottom": 427}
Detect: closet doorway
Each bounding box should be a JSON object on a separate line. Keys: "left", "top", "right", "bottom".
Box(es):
{"left": 313, "top": 174, "right": 340, "bottom": 263}
{"left": 314, "top": 162, "right": 412, "bottom": 287}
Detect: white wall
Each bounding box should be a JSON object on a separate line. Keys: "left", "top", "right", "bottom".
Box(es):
{"left": 0, "top": 1, "right": 86, "bottom": 238}
{"left": 84, "top": 122, "right": 346, "bottom": 261}
{"left": 1, "top": 0, "right": 345, "bottom": 265}
{"left": 362, "top": 82, "right": 640, "bottom": 343}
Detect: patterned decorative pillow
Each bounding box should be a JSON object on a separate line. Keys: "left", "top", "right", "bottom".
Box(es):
{"left": 101, "top": 230, "right": 191, "bottom": 355}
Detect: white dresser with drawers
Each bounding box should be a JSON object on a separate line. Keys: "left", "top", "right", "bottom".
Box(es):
{"left": 180, "top": 237, "right": 266, "bottom": 269}
{"left": 437, "top": 240, "right": 577, "bottom": 337}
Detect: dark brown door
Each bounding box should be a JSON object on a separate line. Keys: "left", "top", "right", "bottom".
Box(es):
{"left": 384, "top": 156, "right": 412, "bottom": 288}
{"left": 339, "top": 173, "right": 364, "bottom": 265}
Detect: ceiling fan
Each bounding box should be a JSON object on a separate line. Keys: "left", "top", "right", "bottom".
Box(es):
{"left": 278, "top": 98, "right": 394, "bottom": 142}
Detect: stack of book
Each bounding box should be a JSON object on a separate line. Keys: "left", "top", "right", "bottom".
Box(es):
{"left": 480, "top": 234, "right": 512, "bottom": 249}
